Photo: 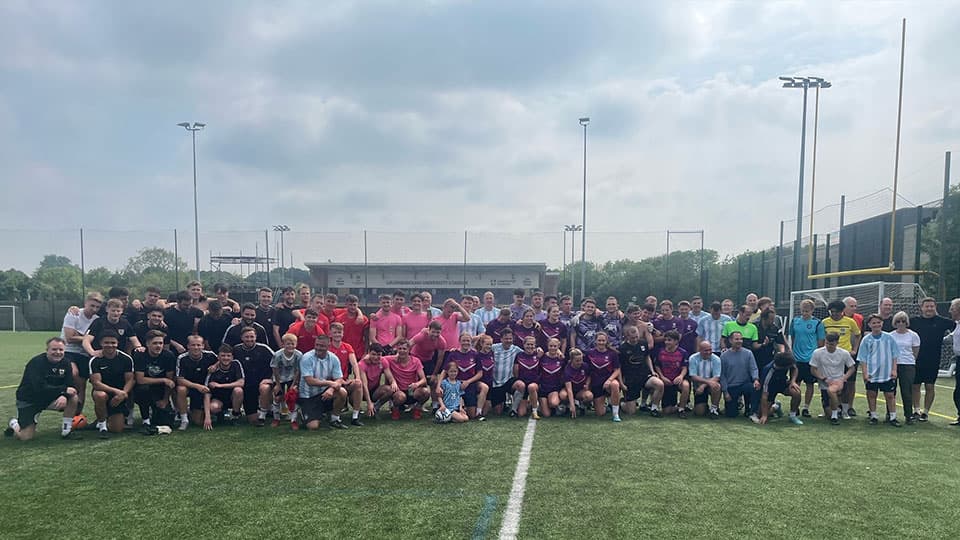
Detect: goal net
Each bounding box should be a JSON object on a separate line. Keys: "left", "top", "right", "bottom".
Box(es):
{"left": 0, "top": 305, "right": 22, "bottom": 332}
{"left": 789, "top": 282, "right": 955, "bottom": 377}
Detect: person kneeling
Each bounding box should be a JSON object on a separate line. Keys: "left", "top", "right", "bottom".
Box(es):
{"left": 6, "top": 337, "right": 81, "bottom": 441}
{"left": 297, "top": 335, "right": 349, "bottom": 430}
{"left": 89, "top": 330, "right": 135, "bottom": 439}
{"left": 758, "top": 351, "right": 804, "bottom": 425}
{"left": 204, "top": 345, "right": 245, "bottom": 429}
{"left": 133, "top": 330, "right": 176, "bottom": 434}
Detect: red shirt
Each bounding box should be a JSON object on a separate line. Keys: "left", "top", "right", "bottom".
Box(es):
{"left": 336, "top": 310, "right": 369, "bottom": 358}
{"left": 329, "top": 340, "right": 356, "bottom": 376}
{"left": 287, "top": 320, "right": 326, "bottom": 353}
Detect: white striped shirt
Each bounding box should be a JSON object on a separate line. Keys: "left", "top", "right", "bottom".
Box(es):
{"left": 859, "top": 332, "right": 898, "bottom": 383}
{"left": 697, "top": 314, "right": 732, "bottom": 350}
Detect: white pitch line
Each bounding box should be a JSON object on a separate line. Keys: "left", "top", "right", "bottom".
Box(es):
{"left": 498, "top": 418, "right": 538, "bottom": 540}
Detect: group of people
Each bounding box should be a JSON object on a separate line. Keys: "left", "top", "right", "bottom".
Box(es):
{"left": 6, "top": 282, "right": 960, "bottom": 441}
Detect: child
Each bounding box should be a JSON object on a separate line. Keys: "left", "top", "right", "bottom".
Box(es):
{"left": 270, "top": 333, "right": 301, "bottom": 428}
{"left": 859, "top": 314, "right": 901, "bottom": 427}
{"left": 560, "top": 349, "right": 592, "bottom": 418}
{"left": 436, "top": 362, "right": 469, "bottom": 423}
{"left": 538, "top": 338, "right": 565, "bottom": 417}
{"left": 511, "top": 336, "right": 542, "bottom": 419}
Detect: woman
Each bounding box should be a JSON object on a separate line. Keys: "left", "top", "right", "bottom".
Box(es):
{"left": 537, "top": 306, "right": 569, "bottom": 353}
{"left": 586, "top": 331, "right": 622, "bottom": 422}
{"left": 538, "top": 338, "right": 565, "bottom": 417}
{"left": 510, "top": 336, "right": 542, "bottom": 419}
{"left": 511, "top": 309, "right": 540, "bottom": 347}
{"left": 887, "top": 310, "right": 920, "bottom": 424}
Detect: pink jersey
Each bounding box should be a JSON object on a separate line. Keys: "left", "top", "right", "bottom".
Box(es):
{"left": 437, "top": 312, "right": 463, "bottom": 347}
{"left": 384, "top": 355, "right": 423, "bottom": 389}
{"left": 371, "top": 310, "right": 403, "bottom": 347}
{"left": 358, "top": 358, "right": 386, "bottom": 390}
{"left": 409, "top": 332, "right": 447, "bottom": 364}
{"left": 402, "top": 311, "right": 431, "bottom": 340}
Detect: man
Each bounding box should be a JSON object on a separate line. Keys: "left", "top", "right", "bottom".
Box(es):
{"left": 570, "top": 297, "right": 602, "bottom": 352}
{"left": 335, "top": 294, "right": 369, "bottom": 359}
{"left": 319, "top": 293, "right": 344, "bottom": 323}
{"left": 254, "top": 287, "right": 278, "bottom": 349}
{"left": 948, "top": 298, "right": 960, "bottom": 426}
{"left": 745, "top": 293, "right": 760, "bottom": 322}
{"left": 328, "top": 322, "right": 365, "bottom": 426}
{"left": 383, "top": 340, "right": 430, "bottom": 420}
{"left": 297, "top": 335, "right": 348, "bottom": 429}
{"left": 722, "top": 305, "right": 759, "bottom": 351}
{"left": 619, "top": 324, "right": 664, "bottom": 417}
{"left": 484, "top": 308, "right": 513, "bottom": 344}
{"left": 810, "top": 333, "right": 857, "bottom": 425}
{"left": 721, "top": 299, "right": 735, "bottom": 318}
{"left": 61, "top": 291, "right": 101, "bottom": 416}
{"left": 488, "top": 329, "right": 523, "bottom": 416}
{"left": 205, "top": 345, "right": 245, "bottom": 428}
{"left": 652, "top": 300, "right": 681, "bottom": 360}
{"left": 654, "top": 330, "right": 690, "bottom": 418}
{"left": 133, "top": 330, "right": 176, "bottom": 433}
{"left": 698, "top": 301, "right": 732, "bottom": 352}
{"left": 186, "top": 281, "right": 207, "bottom": 311}
{"left": 233, "top": 327, "right": 276, "bottom": 426}
{"left": 175, "top": 335, "right": 218, "bottom": 430}
{"left": 369, "top": 294, "right": 404, "bottom": 355}
{"left": 530, "top": 289, "right": 546, "bottom": 322}
{"left": 5, "top": 337, "right": 81, "bottom": 441}
{"left": 164, "top": 291, "right": 204, "bottom": 354}
{"left": 689, "top": 296, "right": 708, "bottom": 326}
{"left": 221, "top": 303, "right": 270, "bottom": 347}
{"left": 823, "top": 299, "right": 861, "bottom": 419}
{"left": 390, "top": 289, "right": 412, "bottom": 318}
{"left": 89, "top": 330, "right": 135, "bottom": 438}
{"left": 411, "top": 320, "right": 448, "bottom": 384}
{"left": 457, "top": 295, "right": 486, "bottom": 344}
{"left": 910, "top": 297, "right": 954, "bottom": 422}
{"left": 475, "top": 291, "right": 500, "bottom": 327}
{"left": 421, "top": 291, "right": 442, "bottom": 318}
{"left": 435, "top": 298, "right": 470, "bottom": 347}
{"left": 135, "top": 306, "right": 171, "bottom": 352}
{"left": 788, "top": 299, "right": 825, "bottom": 417}
{"left": 688, "top": 340, "right": 722, "bottom": 418}
{"left": 600, "top": 296, "right": 625, "bottom": 348}
{"left": 213, "top": 283, "right": 241, "bottom": 314}
{"left": 99, "top": 286, "right": 140, "bottom": 322}
{"left": 676, "top": 301, "right": 699, "bottom": 356}
{"left": 644, "top": 295, "right": 659, "bottom": 309}
{"left": 859, "top": 314, "right": 901, "bottom": 427}
{"left": 297, "top": 284, "right": 312, "bottom": 312}
{"left": 558, "top": 295, "right": 577, "bottom": 331}
{"left": 84, "top": 298, "right": 141, "bottom": 357}
{"left": 403, "top": 293, "right": 432, "bottom": 340}
{"left": 136, "top": 286, "right": 166, "bottom": 323}
{"left": 877, "top": 297, "right": 896, "bottom": 332}
{"left": 197, "top": 300, "right": 233, "bottom": 352}
{"left": 843, "top": 296, "right": 864, "bottom": 330}
{"left": 757, "top": 351, "right": 804, "bottom": 425}
{"left": 272, "top": 287, "right": 299, "bottom": 348}
{"left": 719, "top": 332, "right": 760, "bottom": 422}
{"left": 286, "top": 309, "right": 326, "bottom": 354}
{"left": 509, "top": 288, "right": 532, "bottom": 322}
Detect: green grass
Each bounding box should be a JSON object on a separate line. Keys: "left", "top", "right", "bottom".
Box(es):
{"left": 1, "top": 331, "right": 959, "bottom": 539}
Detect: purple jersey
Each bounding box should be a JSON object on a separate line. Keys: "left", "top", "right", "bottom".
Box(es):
{"left": 586, "top": 348, "right": 620, "bottom": 384}
{"left": 484, "top": 318, "right": 511, "bottom": 344}
{"left": 477, "top": 351, "right": 495, "bottom": 386}
{"left": 515, "top": 352, "right": 541, "bottom": 384}
{"left": 539, "top": 355, "right": 565, "bottom": 393}
{"left": 512, "top": 322, "right": 539, "bottom": 347}
{"left": 446, "top": 349, "right": 478, "bottom": 381}
{"left": 655, "top": 347, "right": 689, "bottom": 381}
{"left": 600, "top": 312, "right": 625, "bottom": 348}
{"left": 652, "top": 316, "right": 682, "bottom": 357}
{"left": 564, "top": 363, "right": 589, "bottom": 393}
{"left": 676, "top": 317, "right": 699, "bottom": 355}
{"left": 537, "top": 319, "right": 569, "bottom": 350}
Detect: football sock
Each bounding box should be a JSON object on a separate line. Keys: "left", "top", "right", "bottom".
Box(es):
{"left": 257, "top": 408, "right": 267, "bottom": 420}
{"left": 512, "top": 391, "right": 523, "bottom": 412}
{"left": 352, "top": 410, "right": 360, "bottom": 419}
{"left": 612, "top": 405, "right": 620, "bottom": 416}
{"left": 830, "top": 409, "right": 839, "bottom": 419}
{"left": 651, "top": 404, "right": 660, "bottom": 411}
{"left": 889, "top": 412, "right": 897, "bottom": 420}
{"left": 61, "top": 418, "right": 72, "bottom": 435}
{"left": 841, "top": 404, "right": 850, "bottom": 414}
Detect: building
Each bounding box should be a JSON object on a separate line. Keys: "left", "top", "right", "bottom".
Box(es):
{"left": 305, "top": 262, "right": 552, "bottom": 306}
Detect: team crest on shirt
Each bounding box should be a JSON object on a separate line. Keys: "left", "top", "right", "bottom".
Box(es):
{"left": 118, "top": 329, "right": 125, "bottom": 335}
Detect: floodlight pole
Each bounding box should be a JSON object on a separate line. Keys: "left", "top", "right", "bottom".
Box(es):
{"left": 178, "top": 122, "right": 205, "bottom": 282}
{"left": 579, "top": 117, "right": 590, "bottom": 302}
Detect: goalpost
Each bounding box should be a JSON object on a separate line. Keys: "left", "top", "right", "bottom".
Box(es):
{"left": 0, "top": 305, "right": 17, "bottom": 332}
{"left": 789, "top": 282, "right": 956, "bottom": 378}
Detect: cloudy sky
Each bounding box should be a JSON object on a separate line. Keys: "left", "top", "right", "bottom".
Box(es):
{"left": 1, "top": 0, "right": 957, "bottom": 273}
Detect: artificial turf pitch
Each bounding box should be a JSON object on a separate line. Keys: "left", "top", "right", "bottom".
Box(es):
{"left": 1, "top": 331, "right": 958, "bottom": 539}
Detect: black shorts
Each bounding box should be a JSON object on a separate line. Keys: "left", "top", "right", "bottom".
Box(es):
{"left": 624, "top": 375, "right": 651, "bottom": 401}
{"left": 65, "top": 352, "right": 90, "bottom": 379}
{"left": 422, "top": 360, "right": 437, "bottom": 379}
{"left": 662, "top": 384, "right": 680, "bottom": 408}
{"left": 590, "top": 382, "right": 611, "bottom": 399}
{"left": 135, "top": 384, "right": 168, "bottom": 405}
{"left": 243, "top": 385, "right": 263, "bottom": 415}
{"left": 187, "top": 388, "right": 205, "bottom": 410}
{"left": 489, "top": 379, "right": 515, "bottom": 406}
{"left": 16, "top": 400, "right": 55, "bottom": 427}
{"left": 693, "top": 386, "right": 710, "bottom": 405}
{"left": 107, "top": 398, "right": 130, "bottom": 418}
{"left": 298, "top": 395, "right": 334, "bottom": 421}
{"left": 517, "top": 380, "right": 538, "bottom": 399}
{"left": 914, "top": 363, "right": 939, "bottom": 385}
{"left": 796, "top": 362, "right": 816, "bottom": 384}
{"left": 211, "top": 388, "right": 235, "bottom": 407}
{"left": 763, "top": 379, "right": 789, "bottom": 399}
{"left": 461, "top": 385, "right": 478, "bottom": 408}
{"left": 865, "top": 379, "right": 897, "bottom": 393}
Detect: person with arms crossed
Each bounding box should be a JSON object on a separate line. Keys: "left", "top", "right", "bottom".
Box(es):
{"left": 254, "top": 287, "right": 278, "bottom": 349}
{"left": 859, "top": 314, "right": 901, "bottom": 427}
{"left": 89, "top": 330, "right": 135, "bottom": 438}
{"left": 809, "top": 333, "right": 857, "bottom": 425}
{"left": 5, "top": 337, "right": 81, "bottom": 441}
{"left": 369, "top": 294, "right": 405, "bottom": 355}
{"left": 272, "top": 287, "right": 300, "bottom": 349}
{"left": 888, "top": 311, "right": 920, "bottom": 423}
{"left": 174, "top": 335, "right": 218, "bottom": 430}
{"left": 688, "top": 340, "right": 722, "bottom": 419}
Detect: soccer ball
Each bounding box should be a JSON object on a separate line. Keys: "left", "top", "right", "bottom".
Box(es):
{"left": 434, "top": 408, "right": 452, "bottom": 424}
{"left": 72, "top": 414, "right": 88, "bottom": 430}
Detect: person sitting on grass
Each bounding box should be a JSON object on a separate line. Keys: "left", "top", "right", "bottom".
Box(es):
{"left": 757, "top": 351, "right": 804, "bottom": 426}
{"left": 436, "top": 362, "right": 469, "bottom": 424}
{"left": 688, "top": 340, "right": 722, "bottom": 419}
{"left": 859, "top": 314, "right": 901, "bottom": 427}
{"left": 719, "top": 331, "right": 760, "bottom": 422}
{"left": 383, "top": 340, "right": 429, "bottom": 421}
{"left": 133, "top": 330, "right": 176, "bottom": 434}
{"left": 298, "top": 335, "right": 349, "bottom": 430}
{"left": 654, "top": 330, "right": 690, "bottom": 419}
{"left": 89, "top": 330, "right": 135, "bottom": 438}
{"left": 511, "top": 336, "right": 543, "bottom": 419}
{"left": 619, "top": 324, "right": 664, "bottom": 418}
{"left": 560, "top": 349, "right": 592, "bottom": 419}
{"left": 537, "top": 338, "right": 565, "bottom": 418}
{"left": 204, "top": 345, "right": 245, "bottom": 429}
{"left": 270, "top": 333, "right": 301, "bottom": 428}
{"left": 6, "top": 337, "right": 81, "bottom": 441}
{"left": 809, "top": 333, "right": 857, "bottom": 425}
{"left": 174, "top": 335, "right": 218, "bottom": 430}
{"left": 358, "top": 344, "right": 396, "bottom": 419}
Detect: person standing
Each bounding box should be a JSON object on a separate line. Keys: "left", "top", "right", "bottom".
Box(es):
{"left": 788, "top": 299, "right": 825, "bottom": 418}
{"left": 946, "top": 298, "right": 960, "bottom": 426}
{"left": 698, "top": 301, "right": 731, "bottom": 352}
{"left": 888, "top": 311, "right": 920, "bottom": 423}
{"left": 859, "top": 314, "right": 901, "bottom": 427}
{"left": 910, "top": 297, "right": 955, "bottom": 422}
{"left": 475, "top": 291, "right": 500, "bottom": 327}
{"left": 61, "top": 292, "right": 102, "bottom": 416}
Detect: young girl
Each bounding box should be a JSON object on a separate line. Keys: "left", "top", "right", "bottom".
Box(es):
{"left": 476, "top": 335, "right": 496, "bottom": 417}
{"left": 270, "top": 333, "right": 301, "bottom": 428}
{"left": 561, "top": 349, "right": 593, "bottom": 418}
{"left": 511, "top": 309, "right": 539, "bottom": 346}
{"left": 445, "top": 333, "right": 486, "bottom": 419}
{"left": 587, "top": 331, "right": 622, "bottom": 422}
{"left": 538, "top": 338, "right": 565, "bottom": 417}
{"left": 511, "top": 336, "right": 542, "bottom": 419}
{"left": 436, "top": 362, "right": 469, "bottom": 423}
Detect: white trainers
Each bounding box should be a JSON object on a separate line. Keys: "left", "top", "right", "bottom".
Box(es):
{"left": 749, "top": 414, "right": 761, "bottom": 424}
{"left": 178, "top": 416, "right": 189, "bottom": 431}
{"left": 125, "top": 413, "right": 135, "bottom": 428}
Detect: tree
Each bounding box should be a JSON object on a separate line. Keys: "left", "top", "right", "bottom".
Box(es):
{"left": 124, "top": 247, "right": 188, "bottom": 275}
{"left": 37, "top": 254, "right": 74, "bottom": 270}
{"left": 0, "top": 269, "right": 31, "bottom": 301}
{"left": 920, "top": 185, "right": 960, "bottom": 299}
{"left": 32, "top": 266, "right": 82, "bottom": 300}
